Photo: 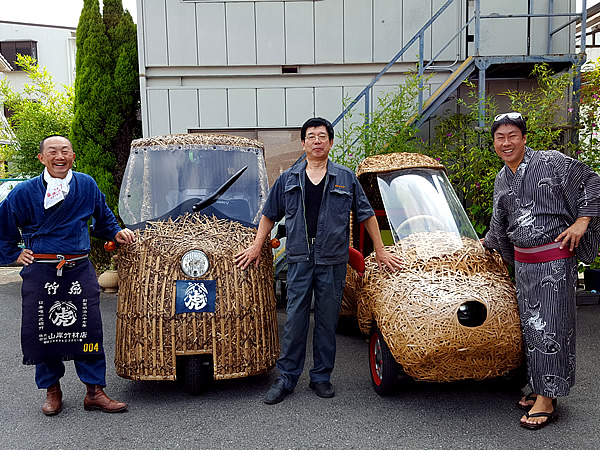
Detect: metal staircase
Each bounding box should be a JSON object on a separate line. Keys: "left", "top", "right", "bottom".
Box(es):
{"left": 331, "top": 0, "right": 588, "bottom": 143}
{"left": 410, "top": 56, "right": 475, "bottom": 128}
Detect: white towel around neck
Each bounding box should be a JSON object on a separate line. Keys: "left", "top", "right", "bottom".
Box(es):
{"left": 43, "top": 168, "right": 73, "bottom": 209}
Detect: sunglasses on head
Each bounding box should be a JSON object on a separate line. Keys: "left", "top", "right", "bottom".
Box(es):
{"left": 494, "top": 112, "right": 523, "bottom": 121}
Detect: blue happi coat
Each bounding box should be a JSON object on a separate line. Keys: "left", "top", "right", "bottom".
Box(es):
{"left": 0, "top": 171, "right": 121, "bottom": 264}
{"left": 1, "top": 171, "right": 121, "bottom": 364}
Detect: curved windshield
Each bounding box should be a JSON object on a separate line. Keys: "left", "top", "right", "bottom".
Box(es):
{"left": 377, "top": 168, "right": 481, "bottom": 254}
{"left": 119, "top": 144, "right": 268, "bottom": 228}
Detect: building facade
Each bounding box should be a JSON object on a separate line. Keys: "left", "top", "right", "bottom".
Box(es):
{"left": 135, "top": 0, "right": 584, "bottom": 180}
{"left": 0, "top": 21, "right": 76, "bottom": 149}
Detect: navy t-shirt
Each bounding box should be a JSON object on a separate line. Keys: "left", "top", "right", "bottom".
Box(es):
{"left": 304, "top": 172, "right": 325, "bottom": 239}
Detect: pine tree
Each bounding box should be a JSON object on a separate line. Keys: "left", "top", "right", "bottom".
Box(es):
{"left": 103, "top": 0, "right": 140, "bottom": 191}
{"left": 70, "top": 0, "right": 139, "bottom": 211}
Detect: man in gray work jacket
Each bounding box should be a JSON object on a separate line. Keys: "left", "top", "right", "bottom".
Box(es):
{"left": 235, "top": 117, "right": 402, "bottom": 404}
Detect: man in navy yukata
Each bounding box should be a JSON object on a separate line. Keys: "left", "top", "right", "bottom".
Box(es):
{"left": 0, "top": 135, "right": 136, "bottom": 416}
{"left": 235, "top": 117, "right": 403, "bottom": 404}
{"left": 483, "top": 113, "right": 600, "bottom": 430}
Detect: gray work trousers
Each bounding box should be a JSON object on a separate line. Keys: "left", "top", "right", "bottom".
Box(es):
{"left": 275, "top": 253, "right": 347, "bottom": 391}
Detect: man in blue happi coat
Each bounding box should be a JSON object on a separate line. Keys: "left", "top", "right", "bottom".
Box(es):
{"left": 0, "top": 135, "right": 136, "bottom": 416}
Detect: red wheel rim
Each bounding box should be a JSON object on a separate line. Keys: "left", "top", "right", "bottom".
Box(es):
{"left": 370, "top": 332, "right": 383, "bottom": 385}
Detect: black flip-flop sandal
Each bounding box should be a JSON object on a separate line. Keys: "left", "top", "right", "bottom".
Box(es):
{"left": 516, "top": 392, "right": 537, "bottom": 410}
{"left": 520, "top": 409, "right": 558, "bottom": 430}
{"left": 516, "top": 394, "right": 557, "bottom": 411}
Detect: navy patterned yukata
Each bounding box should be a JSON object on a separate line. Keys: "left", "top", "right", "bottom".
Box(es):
{"left": 485, "top": 147, "right": 600, "bottom": 397}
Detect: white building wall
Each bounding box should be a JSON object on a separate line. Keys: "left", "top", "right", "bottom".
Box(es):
{"left": 0, "top": 22, "right": 76, "bottom": 92}
{"left": 475, "top": 0, "right": 576, "bottom": 56}
{"left": 139, "top": 0, "right": 463, "bottom": 68}
{"left": 136, "top": 0, "right": 579, "bottom": 152}
{"left": 137, "top": 0, "right": 466, "bottom": 137}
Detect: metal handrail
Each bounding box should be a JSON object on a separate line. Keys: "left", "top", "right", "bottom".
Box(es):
{"left": 331, "top": 0, "right": 587, "bottom": 136}
{"left": 331, "top": 0, "right": 456, "bottom": 128}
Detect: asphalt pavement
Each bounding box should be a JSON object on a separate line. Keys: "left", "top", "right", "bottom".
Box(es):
{"left": 1, "top": 266, "right": 599, "bottom": 449}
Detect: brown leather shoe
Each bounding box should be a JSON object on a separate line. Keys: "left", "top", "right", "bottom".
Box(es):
{"left": 84, "top": 384, "right": 127, "bottom": 413}
{"left": 42, "top": 382, "right": 62, "bottom": 416}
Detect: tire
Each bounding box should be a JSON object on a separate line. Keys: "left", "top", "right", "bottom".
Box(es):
{"left": 369, "top": 326, "right": 399, "bottom": 396}
{"left": 184, "top": 355, "right": 213, "bottom": 396}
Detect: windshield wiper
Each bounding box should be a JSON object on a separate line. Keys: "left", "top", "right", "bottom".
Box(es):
{"left": 127, "top": 166, "right": 248, "bottom": 230}
{"left": 192, "top": 165, "right": 247, "bottom": 212}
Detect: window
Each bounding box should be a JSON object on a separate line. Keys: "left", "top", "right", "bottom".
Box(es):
{"left": 0, "top": 40, "right": 38, "bottom": 71}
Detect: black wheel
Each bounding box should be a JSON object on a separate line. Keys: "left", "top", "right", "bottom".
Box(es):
{"left": 184, "top": 355, "right": 213, "bottom": 395}
{"left": 336, "top": 315, "right": 360, "bottom": 335}
{"left": 369, "top": 326, "right": 399, "bottom": 396}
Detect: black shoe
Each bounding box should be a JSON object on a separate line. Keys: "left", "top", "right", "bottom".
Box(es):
{"left": 264, "top": 380, "right": 291, "bottom": 405}
{"left": 309, "top": 381, "right": 335, "bottom": 398}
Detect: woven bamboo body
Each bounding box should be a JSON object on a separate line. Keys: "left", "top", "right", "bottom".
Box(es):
{"left": 115, "top": 215, "right": 279, "bottom": 381}
{"left": 341, "top": 152, "right": 523, "bottom": 382}
{"left": 355, "top": 233, "right": 522, "bottom": 382}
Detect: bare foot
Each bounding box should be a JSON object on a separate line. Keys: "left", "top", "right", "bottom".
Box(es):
{"left": 520, "top": 395, "right": 556, "bottom": 427}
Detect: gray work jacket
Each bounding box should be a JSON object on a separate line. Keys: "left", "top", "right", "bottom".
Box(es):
{"left": 262, "top": 159, "right": 374, "bottom": 264}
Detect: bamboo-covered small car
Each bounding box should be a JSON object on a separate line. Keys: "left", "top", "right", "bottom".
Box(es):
{"left": 114, "top": 134, "right": 279, "bottom": 394}
{"left": 341, "top": 152, "right": 525, "bottom": 394}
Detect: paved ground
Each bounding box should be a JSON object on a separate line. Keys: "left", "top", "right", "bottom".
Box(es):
{"left": 1, "top": 267, "right": 599, "bottom": 449}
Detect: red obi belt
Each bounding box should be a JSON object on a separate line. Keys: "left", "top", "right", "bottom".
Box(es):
{"left": 514, "top": 241, "right": 576, "bottom": 264}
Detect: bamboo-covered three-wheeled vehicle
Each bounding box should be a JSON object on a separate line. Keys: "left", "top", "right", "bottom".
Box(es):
{"left": 114, "top": 134, "right": 279, "bottom": 394}
{"left": 341, "top": 152, "right": 526, "bottom": 394}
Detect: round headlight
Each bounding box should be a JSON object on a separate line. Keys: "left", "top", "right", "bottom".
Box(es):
{"left": 457, "top": 301, "right": 487, "bottom": 328}
{"left": 180, "top": 250, "right": 209, "bottom": 277}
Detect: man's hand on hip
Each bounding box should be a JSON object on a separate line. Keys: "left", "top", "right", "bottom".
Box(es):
{"left": 555, "top": 216, "right": 591, "bottom": 251}
{"left": 16, "top": 249, "right": 34, "bottom": 266}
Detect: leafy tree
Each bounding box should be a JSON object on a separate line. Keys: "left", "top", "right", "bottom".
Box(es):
{"left": 0, "top": 55, "right": 74, "bottom": 177}
{"left": 433, "top": 63, "right": 574, "bottom": 235}
{"left": 331, "top": 72, "right": 430, "bottom": 171}
{"left": 70, "top": 0, "right": 139, "bottom": 211}
{"left": 104, "top": 0, "right": 140, "bottom": 191}
{"left": 578, "top": 57, "right": 600, "bottom": 171}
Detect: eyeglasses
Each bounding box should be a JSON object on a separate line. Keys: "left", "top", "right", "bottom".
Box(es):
{"left": 305, "top": 133, "right": 329, "bottom": 142}
{"left": 494, "top": 112, "right": 523, "bottom": 122}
